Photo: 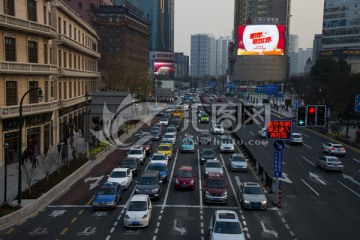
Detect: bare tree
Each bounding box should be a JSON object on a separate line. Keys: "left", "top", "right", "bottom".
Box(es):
{"left": 38, "top": 148, "right": 58, "bottom": 182}
{"left": 22, "top": 162, "right": 37, "bottom": 197}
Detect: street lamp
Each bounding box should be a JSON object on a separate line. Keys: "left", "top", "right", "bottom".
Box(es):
{"left": 17, "top": 88, "right": 43, "bottom": 205}
{"left": 3, "top": 142, "right": 9, "bottom": 203}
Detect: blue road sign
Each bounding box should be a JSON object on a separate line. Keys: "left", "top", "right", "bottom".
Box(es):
{"left": 274, "top": 140, "right": 285, "bottom": 151}
{"left": 355, "top": 95, "right": 360, "bottom": 113}
{"left": 273, "top": 151, "right": 283, "bottom": 178}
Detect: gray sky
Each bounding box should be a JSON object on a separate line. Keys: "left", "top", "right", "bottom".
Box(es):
{"left": 174, "top": 0, "right": 324, "bottom": 55}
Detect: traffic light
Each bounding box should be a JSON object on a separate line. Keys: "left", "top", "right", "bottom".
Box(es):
{"left": 307, "top": 105, "right": 316, "bottom": 126}
{"left": 242, "top": 104, "right": 253, "bottom": 124}
{"left": 297, "top": 106, "right": 306, "bottom": 127}
{"left": 316, "top": 105, "right": 326, "bottom": 126}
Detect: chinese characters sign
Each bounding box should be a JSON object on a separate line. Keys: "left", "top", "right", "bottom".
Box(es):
{"left": 273, "top": 151, "right": 283, "bottom": 178}
{"left": 266, "top": 120, "right": 292, "bottom": 140}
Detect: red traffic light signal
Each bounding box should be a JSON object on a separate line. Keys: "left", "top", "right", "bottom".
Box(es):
{"left": 308, "top": 106, "right": 315, "bottom": 114}
{"left": 307, "top": 105, "right": 316, "bottom": 125}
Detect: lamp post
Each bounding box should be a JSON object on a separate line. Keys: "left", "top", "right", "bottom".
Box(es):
{"left": 3, "top": 142, "right": 9, "bottom": 203}
{"left": 17, "top": 88, "right": 43, "bottom": 205}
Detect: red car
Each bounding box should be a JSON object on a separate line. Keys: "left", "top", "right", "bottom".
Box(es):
{"left": 174, "top": 166, "right": 195, "bottom": 190}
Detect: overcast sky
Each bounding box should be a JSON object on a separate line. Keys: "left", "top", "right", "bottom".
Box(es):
{"left": 174, "top": 0, "right": 324, "bottom": 56}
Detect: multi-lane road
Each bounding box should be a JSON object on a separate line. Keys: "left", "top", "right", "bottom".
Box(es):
{"left": 0, "top": 103, "right": 359, "bottom": 240}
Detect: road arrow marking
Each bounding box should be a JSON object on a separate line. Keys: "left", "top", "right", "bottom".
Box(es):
{"left": 260, "top": 221, "right": 278, "bottom": 238}
{"left": 84, "top": 176, "right": 104, "bottom": 190}
{"left": 309, "top": 172, "right": 327, "bottom": 185}
{"left": 343, "top": 174, "right": 360, "bottom": 186}
{"left": 173, "top": 219, "right": 187, "bottom": 235}
{"left": 123, "top": 229, "right": 142, "bottom": 235}
{"left": 49, "top": 210, "right": 66, "bottom": 217}
{"left": 279, "top": 172, "right": 292, "bottom": 183}
{"left": 78, "top": 227, "right": 96, "bottom": 236}
{"left": 29, "top": 228, "right": 48, "bottom": 235}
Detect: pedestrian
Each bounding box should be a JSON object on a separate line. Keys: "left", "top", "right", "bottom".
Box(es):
{"left": 22, "top": 148, "right": 28, "bottom": 162}
{"left": 61, "top": 148, "right": 66, "bottom": 163}
{"left": 57, "top": 143, "right": 62, "bottom": 156}
{"left": 32, "top": 155, "right": 37, "bottom": 169}
{"left": 44, "top": 145, "right": 48, "bottom": 157}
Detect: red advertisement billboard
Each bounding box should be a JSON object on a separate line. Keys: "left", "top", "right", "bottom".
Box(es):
{"left": 237, "top": 25, "right": 286, "bottom": 55}
{"left": 154, "top": 62, "right": 175, "bottom": 76}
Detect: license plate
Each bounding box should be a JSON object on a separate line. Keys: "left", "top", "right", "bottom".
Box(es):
{"left": 251, "top": 203, "right": 261, "bottom": 208}
{"left": 182, "top": 184, "right": 187, "bottom": 188}
{"left": 132, "top": 221, "right": 140, "bottom": 225}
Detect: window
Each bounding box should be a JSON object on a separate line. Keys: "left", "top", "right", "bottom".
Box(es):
{"left": 4, "top": 0, "right": 15, "bottom": 16}
{"left": 58, "top": 17, "right": 61, "bottom": 34}
{"left": 29, "top": 81, "right": 39, "bottom": 104}
{"left": 63, "top": 20, "right": 66, "bottom": 35}
{"left": 74, "top": 54, "right": 77, "bottom": 69}
{"left": 5, "top": 37, "right": 16, "bottom": 61}
{"left": 45, "top": 81, "right": 48, "bottom": 102}
{"left": 58, "top": 82, "right": 62, "bottom": 99}
{"left": 78, "top": 81, "right": 80, "bottom": 96}
{"left": 27, "top": 0, "right": 37, "bottom": 22}
{"left": 44, "top": 43, "right": 48, "bottom": 64}
{"left": 79, "top": 2, "right": 82, "bottom": 9}
{"left": 69, "top": 53, "right": 72, "bottom": 68}
{"left": 50, "top": 81, "right": 54, "bottom": 98}
{"left": 58, "top": 49, "right": 62, "bottom": 67}
{"left": 28, "top": 41, "right": 38, "bottom": 63}
{"left": 69, "top": 81, "right": 72, "bottom": 98}
{"left": 6, "top": 81, "right": 17, "bottom": 106}
{"left": 49, "top": 46, "right": 53, "bottom": 64}
{"left": 74, "top": 27, "right": 77, "bottom": 40}
{"left": 43, "top": 6, "right": 47, "bottom": 25}
{"left": 63, "top": 51, "right": 67, "bottom": 68}
{"left": 69, "top": 24, "right": 72, "bottom": 38}
{"left": 63, "top": 82, "right": 67, "bottom": 99}
{"left": 48, "top": 12, "right": 51, "bottom": 26}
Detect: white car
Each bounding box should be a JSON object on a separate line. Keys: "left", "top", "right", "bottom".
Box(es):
{"left": 124, "top": 194, "right": 152, "bottom": 228}
{"left": 162, "top": 132, "right": 176, "bottom": 144}
{"left": 287, "top": 133, "right": 303, "bottom": 145}
{"left": 107, "top": 168, "right": 133, "bottom": 189}
{"left": 258, "top": 128, "right": 267, "bottom": 138}
{"left": 150, "top": 153, "right": 168, "bottom": 167}
{"left": 183, "top": 103, "right": 189, "bottom": 111}
{"left": 218, "top": 136, "right": 235, "bottom": 153}
{"left": 208, "top": 210, "right": 245, "bottom": 240}
{"left": 212, "top": 124, "right": 225, "bottom": 134}
{"left": 322, "top": 143, "right": 346, "bottom": 157}
{"left": 204, "top": 160, "right": 223, "bottom": 178}
{"left": 127, "top": 147, "right": 146, "bottom": 164}
{"left": 159, "top": 118, "right": 170, "bottom": 126}
{"left": 229, "top": 153, "right": 248, "bottom": 171}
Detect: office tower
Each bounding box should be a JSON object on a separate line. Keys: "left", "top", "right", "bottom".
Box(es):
{"left": 190, "top": 34, "right": 215, "bottom": 77}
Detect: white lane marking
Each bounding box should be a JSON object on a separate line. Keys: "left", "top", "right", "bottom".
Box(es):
{"left": 303, "top": 143, "right": 312, "bottom": 149}
{"left": 353, "top": 158, "right": 360, "bottom": 163}
{"left": 301, "top": 133, "right": 309, "bottom": 138}
{"left": 343, "top": 174, "right": 360, "bottom": 187}
{"left": 162, "top": 149, "right": 179, "bottom": 208}
{"left": 249, "top": 131, "right": 254, "bottom": 136}
{"left": 301, "top": 156, "right": 315, "bottom": 166}
{"left": 301, "top": 179, "right": 320, "bottom": 196}
{"left": 219, "top": 153, "right": 241, "bottom": 206}
{"left": 309, "top": 172, "right": 327, "bottom": 185}
{"left": 235, "top": 176, "right": 241, "bottom": 187}
{"left": 197, "top": 148, "right": 203, "bottom": 208}
{"left": 285, "top": 144, "right": 290, "bottom": 149}
{"left": 279, "top": 172, "right": 293, "bottom": 183}
{"left": 260, "top": 221, "right": 278, "bottom": 238}
{"left": 338, "top": 181, "right": 360, "bottom": 198}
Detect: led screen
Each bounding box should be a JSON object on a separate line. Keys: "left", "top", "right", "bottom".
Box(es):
{"left": 154, "top": 62, "right": 175, "bottom": 76}
{"left": 237, "top": 25, "right": 285, "bottom": 55}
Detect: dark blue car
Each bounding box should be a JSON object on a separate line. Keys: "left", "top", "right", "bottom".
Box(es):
{"left": 147, "top": 162, "right": 169, "bottom": 183}
{"left": 92, "top": 182, "right": 122, "bottom": 210}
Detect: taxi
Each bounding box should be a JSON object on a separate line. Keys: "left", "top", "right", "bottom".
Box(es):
{"left": 156, "top": 143, "right": 173, "bottom": 160}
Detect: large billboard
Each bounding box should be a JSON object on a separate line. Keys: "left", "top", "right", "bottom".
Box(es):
{"left": 150, "top": 51, "right": 175, "bottom": 78}
{"left": 154, "top": 62, "right": 175, "bottom": 76}
{"left": 237, "top": 25, "right": 286, "bottom": 55}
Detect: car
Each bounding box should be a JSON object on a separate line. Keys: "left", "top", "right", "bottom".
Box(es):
{"left": 258, "top": 128, "right": 267, "bottom": 138}
{"left": 204, "top": 173, "right": 228, "bottom": 204}
{"left": 135, "top": 170, "right": 163, "bottom": 199}
{"left": 150, "top": 153, "right": 168, "bottom": 167}
{"left": 166, "top": 126, "right": 178, "bottom": 135}
{"left": 198, "top": 110, "right": 204, "bottom": 118}
{"left": 156, "top": 143, "right": 173, "bottom": 160}
{"left": 322, "top": 143, "right": 346, "bottom": 156}
{"left": 211, "top": 124, "right": 225, "bottom": 134}
{"left": 199, "top": 113, "right": 210, "bottom": 124}
{"left": 169, "top": 119, "right": 182, "bottom": 131}
{"left": 159, "top": 139, "right": 173, "bottom": 146}
{"left": 124, "top": 194, "right": 152, "bottom": 228}
{"left": 107, "top": 168, "right": 133, "bottom": 189}
{"left": 208, "top": 210, "right": 245, "bottom": 240}
{"left": 200, "top": 148, "right": 218, "bottom": 165}
{"left": 218, "top": 135, "right": 235, "bottom": 153}
{"left": 238, "top": 182, "right": 268, "bottom": 210}
{"left": 162, "top": 132, "right": 176, "bottom": 144}
{"left": 183, "top": 103, "right": 189, "bottom": 111}
{"left": 180, "top": 136, "right": 196, "bottom": 153}
{"left": 204, "top": 160, "right": 223, "bottom": 178}
{"left": 92, "top": 182, "right": 122, "bottom": 210}
{"left": 120, "top": 157, "right": 141, "bottom": 177}
{"left": 316, "top": 156, "right": 344, "bottom": 171}
{"left": 174, "top": 166, "right": 196, "bottom": 190}
{"left": 288, "top": 133, "right": 303, "bottom": 145}
{"left": 153, "top": 123, "right": 163, "bottom": 133}
{"left": 127, "top": 146, "right": 146, "bottom": 165}
{"left": 150, "top": 128, "right": 161, "bottom": 141}
{"left": 199, "top": 132, "right": 212, "bottom": 145}
{"left": 141, "top": 138, "right": 153, "bottom": 156}
{"left": 159, "top": 117, "right": 170, "bottom": 126}
{"left": 147, "top": 162, "right": 169, "bottom": 183}
{"left": 229, "top": 153, "right": 248, "bottom": 171}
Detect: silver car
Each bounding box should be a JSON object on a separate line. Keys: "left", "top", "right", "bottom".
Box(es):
{"left": 218, "top": 136, "right": 235, "bottom": 153}
{"left": 229, "top": 154, "right": 248, "bottom": 171}
{"left": 288, "top": 133, "right": 303, "bottom": 145}
{"left": 316, "top": 156, "right": 344, "bottom": 171}
{"left": 204, "top": 160, "right": 223, "bottom": 178}
{"left": 238, "top": 182, "right": 267, "bottom": 210}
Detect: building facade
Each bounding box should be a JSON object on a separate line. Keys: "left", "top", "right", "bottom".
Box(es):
{"left": 312, "top": 34, "right": 323, "bottom": 65}
{"left": 229, "top": 0, "right": 290, "bottom": 83}
{"left": 0, "top": 0, "right": 100, "bottom": 166}
{"left": 298, "top": 48, "right": 313, "bottom": 75}
{"left": 190, "top": 34, "right": 215, "bottom": 77}
{"left": 215, "top": 36, "right": 231, "bottom": 76}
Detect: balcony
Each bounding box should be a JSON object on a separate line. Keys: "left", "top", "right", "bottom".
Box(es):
{"left": 0, "top": 101, "right": 59, "bottom": 119}
{"left": 57, "top": 68, "right": 101, "bottom": 78}
{"left": 0, "top": 61, "right": 58, "bottom": 75}
{"left": 56, "top": 35, "right": 101, "bottom": 59}
{"left": 59, "top": 96, "right": 86, "bottom": 108}
{"left": 0, "top": 14, "right": 57, "bottom": 39}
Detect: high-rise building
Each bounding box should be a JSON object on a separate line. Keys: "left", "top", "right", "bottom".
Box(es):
{"left": 321, "top": 0, "right": 360, "bottom": 73}
{"left": 298, "top": 48, "right": 313, "bottom": 75}
{"left": 289, "top": 34, "right": 299, "bottom": 53}
{"left": 312, "top": 34, "right": 323, "bottom": 65}
{"left": 216, "top": 37, "right": 231, "bottom": 76}
{"left": 289, "top": 34, "right": 299, "bottom": 77}
{"left": 229, "top": 0, "right": 290, "bottom": 83}
{"left": 190, "top": 34, "right": 215, "bottom": 77}
{"left": 126, "top": 0, "right": 175, "bottom": 52}
{"left": 0, "top": 0, "right": 100, "bottom": 166}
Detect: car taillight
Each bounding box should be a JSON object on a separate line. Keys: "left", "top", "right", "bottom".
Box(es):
{"left": 342, "top": 148, "right": 346, "bottom": 152}
{"left": 331, "top": 148, "right": 335, "bottom": 150}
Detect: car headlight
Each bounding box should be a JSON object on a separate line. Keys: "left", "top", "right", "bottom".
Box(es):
{"left": 107, "top": 201, "right": 115, "bottom": 205}
{"left": 142, "top": 213, "right": 148, "bottom": 219}
{"left": 205, "top": 171, "right": 209, "bottom": 175}
{"left": 221, "top": 191, "right": 228, "bottom": 197}
{"left": 175, "top": 179, "right": 179, "bottom": 184}
{"left": 190, "top": 179, "right": 194, "bottom": 185}
{"left": 152, "top": 188, "right": 159, "bottom": 193}
{"left": 205, "top": 191, "right": 211, "bottom": 196}
{"left": 125, "top": 214, "right": 130, "bottom": 219}
{"left": 201, "top": 157, "right": 205, "bottom": 161}
{"left": 135, "top": 188, "right": 140, "bottom": 193}
{"left": 261, "top": 200, "right": 267, "bottom": 205}
{"left": 244, "top": 200, "right": 250, "bottom": 204}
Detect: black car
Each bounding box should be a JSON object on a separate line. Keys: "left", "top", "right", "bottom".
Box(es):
{"left": 169, "top": 119, "right": 182, "bottom": 131}
{"left": 120, "top": 157, "right": 141, "bottom": 177}
{"left": 200, "top": 148, "right": 218, "bottom": 165}
{"left": 200, "top": 132, "right": 212, "bottom": 145}
{"left": 150, "top": 128, "right": 161, "bottom": 140}
{"left": 135, "top": 170, "right": 163, "bottom": 199}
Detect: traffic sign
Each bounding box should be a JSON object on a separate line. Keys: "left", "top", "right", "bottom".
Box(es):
{"left": 274, "top": 140, "right": 285, "bottom": 151}
{"left": 356, "top": 95, "right": 360, "bottom": 113}
{"left": 266, "top": 120, "right": 292, "bottom": 140}
{"left": 273, "top": 151, "right": 283, "bottom": 178}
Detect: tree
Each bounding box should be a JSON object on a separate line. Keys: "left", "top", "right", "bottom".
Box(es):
{"left": 38, "top": 149, "right": 57, "bottom": 183}
{"left": 22, "top": 162, "right": 37, "bottom": 197}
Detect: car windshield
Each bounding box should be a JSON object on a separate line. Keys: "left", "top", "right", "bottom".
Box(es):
{"left": 97, "top": 188, "right": 116, "bottom": 195}
{"left": 206, "top": 162, "right": 221, "bottom": 168}
{"left": 332, "top": 145, "right": 343, "bottom": 149}
{"left": 143, "top": 140, "right": 151, "bottom": 145}
{"left": 128, "top": 201, "right": 147, "bottom": 211}
{"left": 215, "top": 125, "right": 222, "bottom": 128}
{"left": 232, "top": 156, "right": 245, "bottom": 162}
{"left": 152, "top": 155, "right": 165, "bottom": 160}
{"left": 160, "top": 118, "right": 168, "bottom": 122}
{"left": 129, "top": 149, "right": 142, "bottom": 155}
{"left": 150, "top": 130, "right": 159, "bottom": 134}
{"left": 244, "top": 186, "right": 263, "bottom": 194}
{"left": 148, "top": 164, "right": 166, "bottom": 171}
{"left": 110, "top": 171, "right": 126, "bottom": 178}
{"left": 203, "top": 150, "right": 215, "bottom": 155}
{"left": 201, "top": 133, "right": 210, "bottom": 138}
{"left": 221, "top": 139, "right": 233, "bottom": 144}
{"left": 122, "top": 159, "right": 136, "bottom": 165}
{"left": 139, "top": 176, "right": 158, "bottom": 185}
{"left": 207, "top": 179, "right": 225, "bottom": 188}
{"left": 164, "top": 134, "right": 174, "bottom": 138}
{"left": 177, "top": 170, "right": 192, "bottom": 178}
{"left": 214, "top": 221, "right": 242, "bottom": 234}
{"left": 167, "top": 128, "right": 176, "bottom": 132}
{"left": 327, "top": 158, "right": 341, "bottom": 163}
{"left": 170, "top": 119, "right": 180, "bottom": 125}
{"left": 158, "top": 145, "right": 171, "bottom": 151}
{"left": 182, "top": 138, "right": 194, "bottom": 144}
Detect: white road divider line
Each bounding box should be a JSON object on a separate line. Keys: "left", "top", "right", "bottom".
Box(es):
{"left": 301, "top": 133, "right": 310, "bottom": 138}
{"left": 338, "top": 181, "right": 360, "bottom": 198}
{"left": 309, "top": 172, "right": 327, "bottom": 185}
{"left": 235, "top": 176, "right": 241, "bottom": 187}
{"left": 303, "top": 143, "right": 312, "bottom": 149}
{"left": 301, "top": 156, "right": 315, "bottom": 166}
{"left": 301, "top": 179, "right": 320, "bottom": 196}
